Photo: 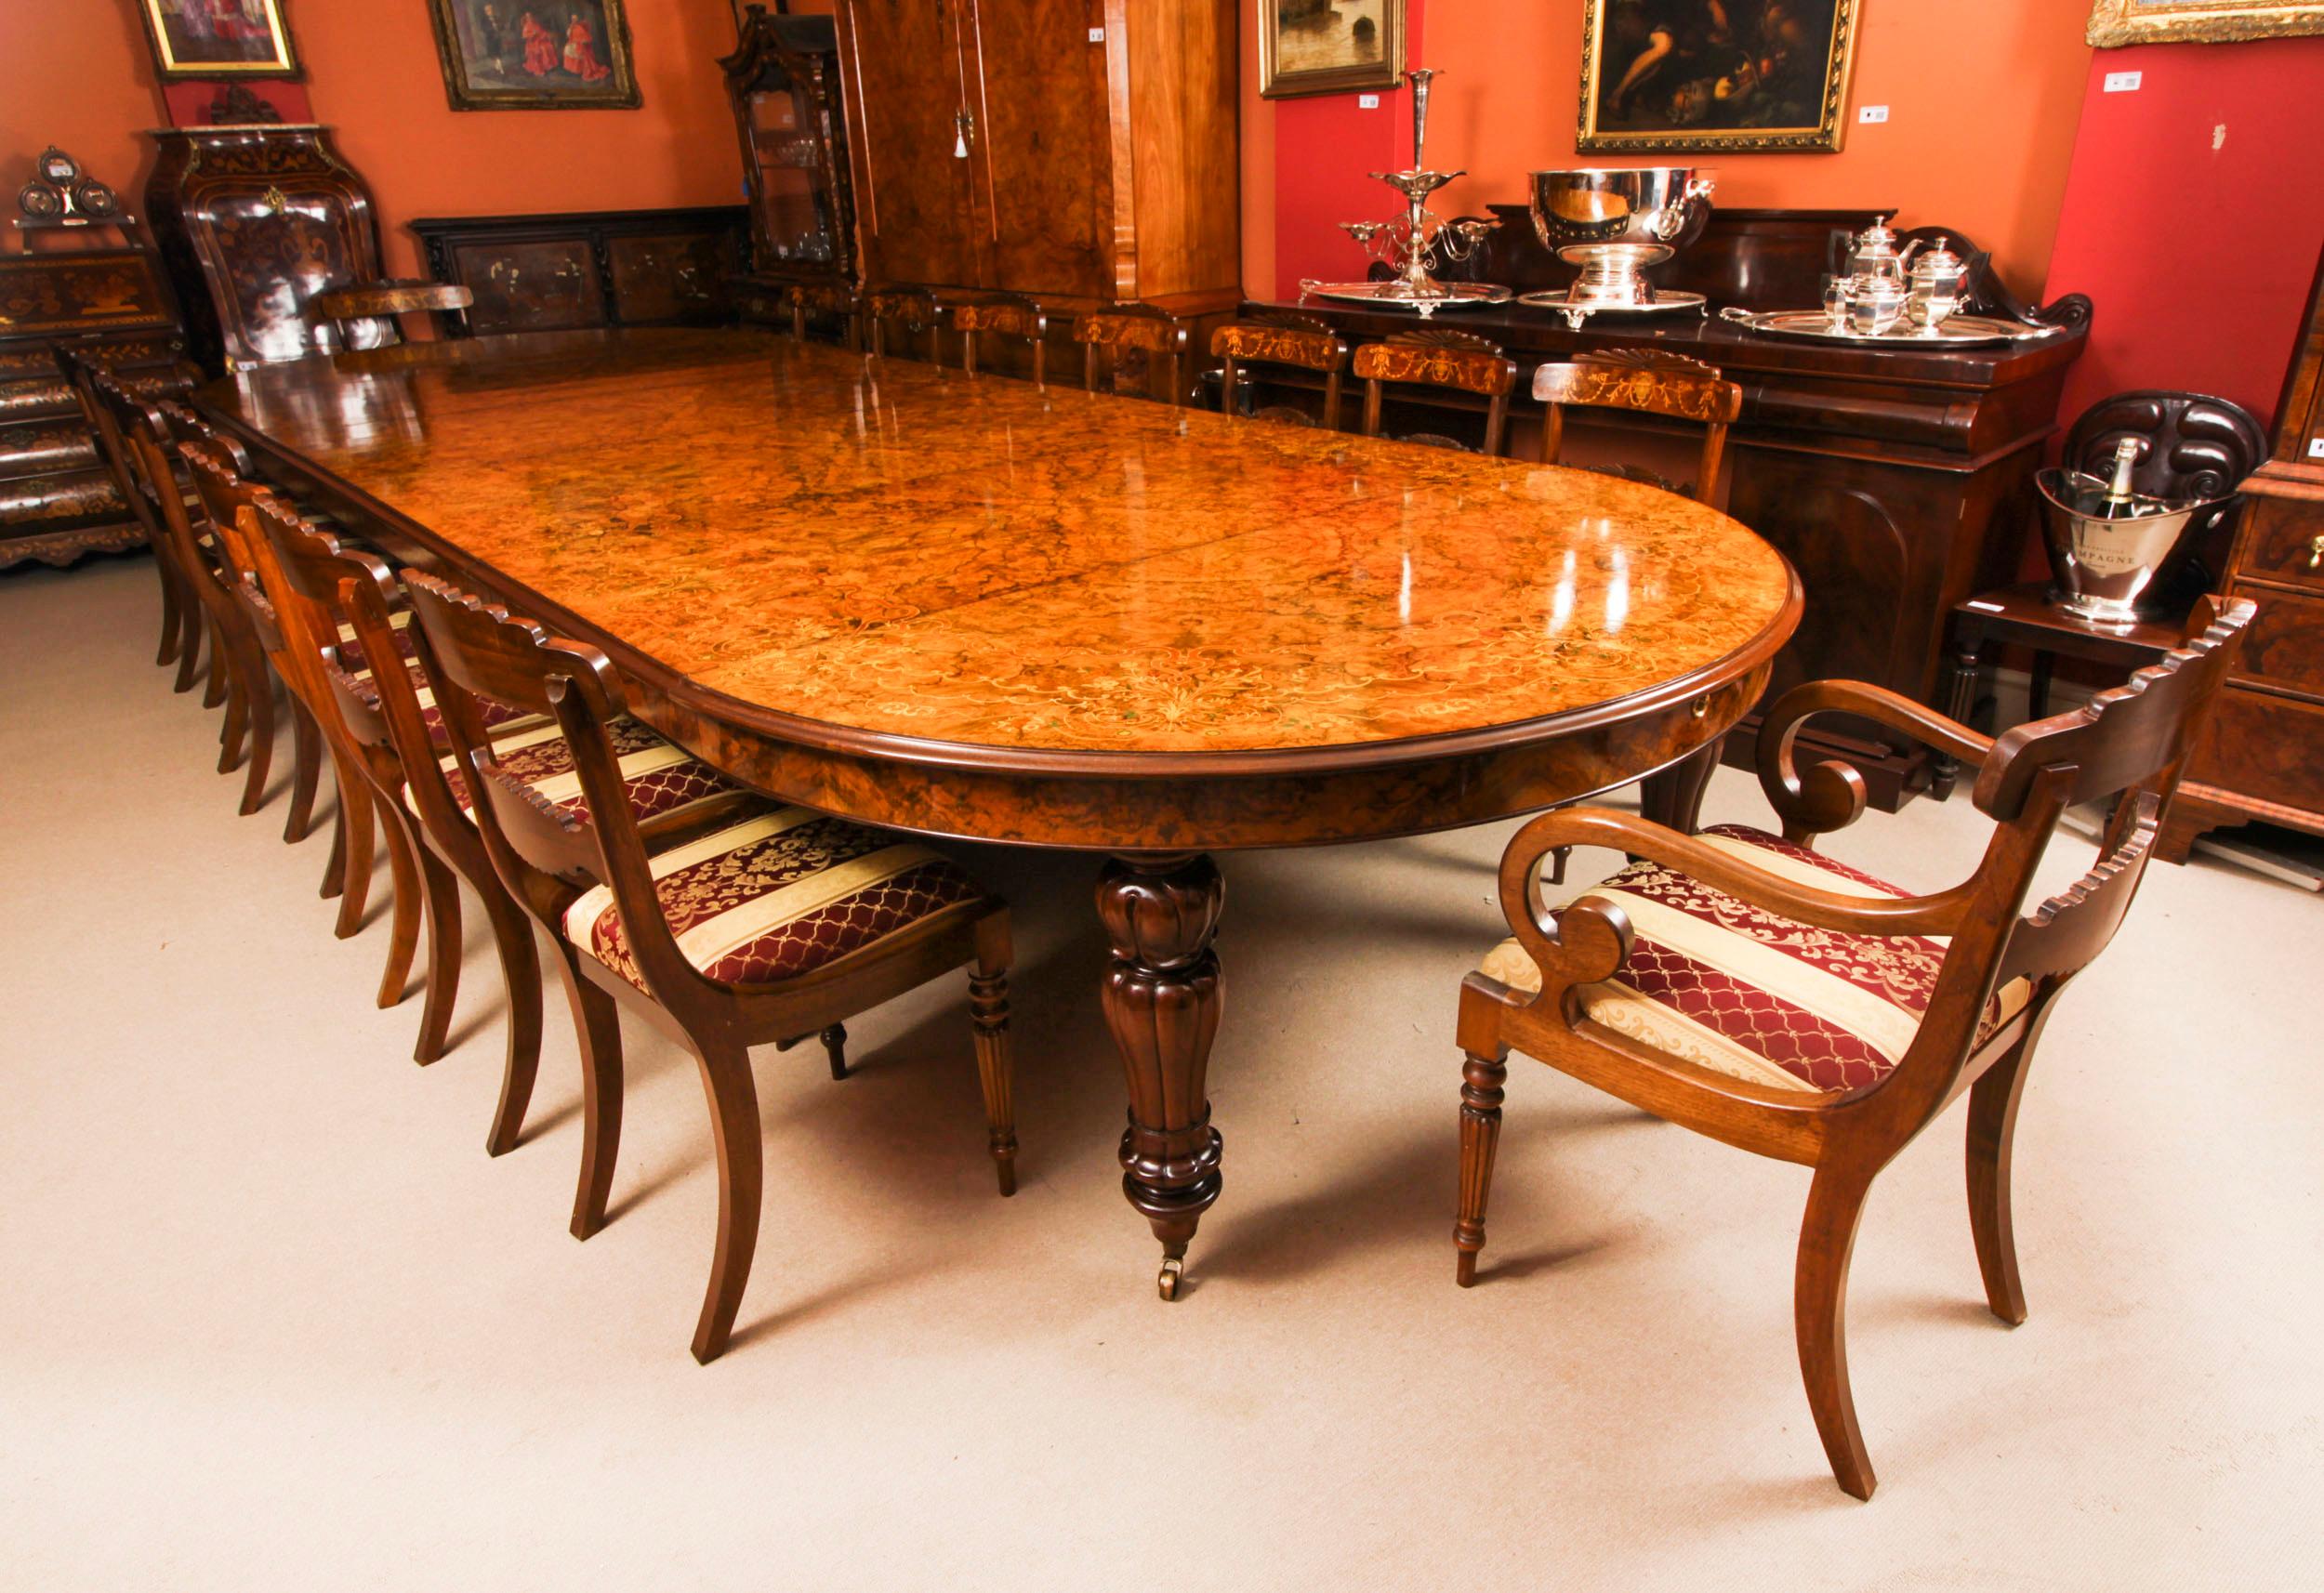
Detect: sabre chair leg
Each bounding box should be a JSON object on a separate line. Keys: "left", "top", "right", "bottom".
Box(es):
{"left": 235, "top": 667, "right": 278, "bottom": 817}
{"left": 320, "top": 790, "right": 348, "bottom": 901}
{"left": 284, "top": 695, "right": 322, "bottom": 843}
{"left": 1967, "top": 1039, "right": 2037, "bottom": 1326}
{"left": 372, "top": 778, "right": 425, "bottom": 1008}
{"left": 154, "top": 559, "right": 183, "bottom": 668}
{"left": 409, "top": 843, "right": 465, "bottom": 1063}
{"left": 480, "top": 880, "right": 545, "bottom": 1157}
{"left": 217, "top": 666, "right": 249, "bottom": 775}
{"left": 331, "top": 753, "right": 376, "bottom": 939}
{"left": 559, "top": 948, "right": 626, "bottom": 1240}
{"left": 202, "top": 613, "right": 231, "bottom": 711}
{"left": 1455, "top": 1045, "right": 1511, "bottom": 1287}
{"left": 970, "top": 915, "right": 1018, "bottom": 1197}
{"left": 1796, "top": 1161, "right": 1881, "bottom": 1501}
{"left": 689, "top": 1041, "right": 764, "bottom": 1365}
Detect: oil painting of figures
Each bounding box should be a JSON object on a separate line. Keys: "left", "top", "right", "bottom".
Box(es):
{"left": 427, "top": 0, "right": 640, "bottom": 111}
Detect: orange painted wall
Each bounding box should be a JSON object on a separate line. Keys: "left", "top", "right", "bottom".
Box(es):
{"left": 1, "top": 0, "right": 754, "bottom": 282}
{"left": 1250, "top": 0, "right": 2096, "bottom": 301}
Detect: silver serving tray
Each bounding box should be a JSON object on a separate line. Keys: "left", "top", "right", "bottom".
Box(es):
{"left": 1298, "top": 281, "right": 1513, "bottom": 315}
{"left": 1719, "top": 307, "right": 2064, "bottom": 348}
{"left": 1517, "top": 290, "right": 1706, "bottom": 315}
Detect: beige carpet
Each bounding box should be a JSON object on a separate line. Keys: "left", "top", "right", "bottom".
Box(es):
{"left": 5, "top": 556, "right": 2319, "bottom": 1591}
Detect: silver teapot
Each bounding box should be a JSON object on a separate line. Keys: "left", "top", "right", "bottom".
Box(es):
{"left": 1844, "top": 215, "right": 1922, "bottom": 283}
{"left": 1906, "top": 235, "right": 1971, "bottom": 330}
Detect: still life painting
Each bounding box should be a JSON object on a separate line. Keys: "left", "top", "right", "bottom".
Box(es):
{"left": 425, "top": 0, "right": 641, "bottom": 111}
{"left": 1578, "top": 0, "right": 1859, "bottom": 153}
{"left": 1258, "top": 0, "right": 1406, "bottom": 99}
{"left": 135, "top": 0, "right": 302, "bottom": 79}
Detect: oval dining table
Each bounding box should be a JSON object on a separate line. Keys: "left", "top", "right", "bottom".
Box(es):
{"left": 199, "top": 325, "right": 1802, "bottom": 1299}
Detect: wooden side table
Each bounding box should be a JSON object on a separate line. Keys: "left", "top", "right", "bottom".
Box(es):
{"left": 1940, "top": 581, "right": 2181, "bottom": 791}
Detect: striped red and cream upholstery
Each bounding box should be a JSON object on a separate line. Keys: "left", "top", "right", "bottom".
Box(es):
{"left": 563, "top": 804, "right": 984, "bottom": 992}
{"left": 350, "top": 652, "right": 545, "bottom": 746}
{"left": 334, "top": 607, "right": 416, "bottom": 668}
{"left": 1478, "top": 824, "right": 2030, "bottom": 1095}
{"left": 405, "top": 714, "right": 735, "bottom": 828}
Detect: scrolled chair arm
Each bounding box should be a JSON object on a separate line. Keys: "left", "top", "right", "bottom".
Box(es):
{"left": 1754, "top": 679, "right": 1996, "bottom": 841}
{"left": 1489, "top": 805, "right": 1976, "bottom": 1004}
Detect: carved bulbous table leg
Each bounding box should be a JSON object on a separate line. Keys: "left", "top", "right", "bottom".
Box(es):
{"left": 1098, "top": 852, "right": 1225, "bottom": 1300}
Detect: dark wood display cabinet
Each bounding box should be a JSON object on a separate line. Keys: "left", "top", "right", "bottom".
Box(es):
{"left": 414, "top": 208, "right": 749, "bottom": 337}
{"left": 722, "top": 6, "right": 856, "bottom": 327}
{"left": 1255, "top": 207, "right": 2092, "bottom": 810}
{"left": 2160, "top": 243, "right": 2324, "bottom": 862}
{"left": 1, "top": 164, "right": 198, "bottom": 570}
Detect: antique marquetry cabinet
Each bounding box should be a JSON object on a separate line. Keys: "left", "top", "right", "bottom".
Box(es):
{"left": 722, "top": 6, "right": 855, "bottom": 322}
{"left": 0, "top": 218, "right": 195, "bottom": 569}
{"left": 829, "top": 0, "right": 1239, "bottom": 316}
{"left": 144, "top": 124, "right": 397, "bottom": 374}
{"left": 2161, "top": 244, "right": 2324, "bottom": 860}
{"left": 414, "top": 209, "right": 749, "bottom": 336}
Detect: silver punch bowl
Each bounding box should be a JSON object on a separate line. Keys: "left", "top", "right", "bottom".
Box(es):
{"left": 1527, "top": 167, "right": 1717, "bottom": 255}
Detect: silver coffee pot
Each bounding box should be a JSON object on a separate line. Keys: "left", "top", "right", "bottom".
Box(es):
{"left": 1844, "top": 215, "right": 1922, "bottom": 283}
{"left": 1906, "top": 235, "right": 1970, "bottom": 330}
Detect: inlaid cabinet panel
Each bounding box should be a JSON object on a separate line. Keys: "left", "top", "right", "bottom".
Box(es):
{"left": 607, "top": 232, "right": 737, "bottom": 324}
{"left": 415, "top": 208, "right": 749, "bottom": 338}
{"left": 456, "top": 239, "right": 604, "bottom": 335}
{"left": 958, "top": 0, "right": 1111, "bottom": 299}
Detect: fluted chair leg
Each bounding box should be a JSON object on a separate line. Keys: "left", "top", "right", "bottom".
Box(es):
{"left": 969, "top": 944, "right": 1018, "bottom": 1197}
{"left": 1455, "top": 1046, "right": 1510, "bottom": 1286}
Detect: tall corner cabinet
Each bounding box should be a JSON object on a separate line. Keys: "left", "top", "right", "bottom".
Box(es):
{"left": 832, "top": 0, "right": 1240, "bottom": 315}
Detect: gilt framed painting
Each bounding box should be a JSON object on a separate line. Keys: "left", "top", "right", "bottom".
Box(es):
{"left": 425, "top": 0, "right": 642, "bottom": 112}
{"left": 134, "top": 0, "right": 302, "bottom": 80}
{"left": 1258, "top": 0, "right": 1406, "bottom": 99}
{"left": 1578, "top": 0, "right": 1860, "bottom": 154}
{"left": 2087, "top": 0, "right": 2324, "bottom": 46}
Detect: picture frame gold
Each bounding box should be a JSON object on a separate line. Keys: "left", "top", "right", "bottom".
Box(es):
{"left": 2087, "top": 0, "right": 2324, "bottom": 46}
{"left": 1577, "top": 0, "right": 1860, "bottom": 155}
{"left": 424, "top": 0, "right": 642, "bottom": 112}
{"left": 1258, "top": 0, "right": 1407, "bottom": 100}
{"left": 133, "top": 0, "right": 302, "bottom": 82}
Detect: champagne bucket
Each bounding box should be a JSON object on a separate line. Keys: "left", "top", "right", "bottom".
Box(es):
{"left": 2036, "top": 467, "right": 2225, "bottom": 629}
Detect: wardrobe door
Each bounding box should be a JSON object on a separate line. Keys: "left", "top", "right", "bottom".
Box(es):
{"left": 957, "top": 0, "right": 1114, "bottom": 299}
{"left": 837, "top": 0, "right": 980, "bottom": 288}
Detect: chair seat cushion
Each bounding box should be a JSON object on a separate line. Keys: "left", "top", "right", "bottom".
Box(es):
{"left": 564, "top": 805, "right": 983, "bottom": 993}
{"left": 405, "top": 714, "right": 735, "bottom": 829}
{"left": 1478, "top": 825, "right": 2031, "bottom": 1095}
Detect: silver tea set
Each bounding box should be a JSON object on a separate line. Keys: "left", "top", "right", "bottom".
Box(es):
{"left": 1824, "top": 216, "right": 1973, "bottom": 336}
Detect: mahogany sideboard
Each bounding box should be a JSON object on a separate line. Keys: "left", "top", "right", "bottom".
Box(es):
{"left": 2160, "top": 241, "right": 2324, "bottom": 861}
{"left": 414, "top": 208, "right": 749, "bottom": 337}
{"left": 1258, "top": 207, "right": 2090, "bottom": 809}
{"left": 0, "top": 228, "right": 195, "bottom": 569}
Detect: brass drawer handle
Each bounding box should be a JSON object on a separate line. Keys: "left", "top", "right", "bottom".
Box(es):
{"left": 2310, "top": 533, "right": 2323, "bottom": 570}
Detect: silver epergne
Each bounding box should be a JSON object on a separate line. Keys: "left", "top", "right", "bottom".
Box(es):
{"left": 2038, "top": 437, "right": 2232, "bottom": 630}
{"left": 1521, "top": 166, "right": 1716, "bottom": 329}
{"left": 1298, "top": 70, "right": 1510, "bottom": 318}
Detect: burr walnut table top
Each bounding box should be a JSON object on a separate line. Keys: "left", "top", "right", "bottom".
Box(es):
{"left": 201, "top": 327, "right": 1799, "bottom": 849}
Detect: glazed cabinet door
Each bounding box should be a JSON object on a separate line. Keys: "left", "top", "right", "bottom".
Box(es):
{"left": 955, "top": 0, "right": 1113, "bottom": 299}
{"left": 837, "top": 0, "right": 980, "bottom": 288}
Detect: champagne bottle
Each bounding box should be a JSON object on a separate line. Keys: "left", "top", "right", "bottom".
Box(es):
{"left": 2102, "top": 437, "right": 2140, "bottom": 513}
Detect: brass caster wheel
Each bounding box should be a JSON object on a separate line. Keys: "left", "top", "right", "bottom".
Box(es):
{"left": 1157, "top": 1257, "right": 1184, "bottom": 1301}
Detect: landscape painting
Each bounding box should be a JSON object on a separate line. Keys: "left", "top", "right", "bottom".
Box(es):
{"left": 1258, "top": 0, "right": 1406, "bottom": 99}
{"left": 425, "top": 0, "right": 641, "bottom": 112}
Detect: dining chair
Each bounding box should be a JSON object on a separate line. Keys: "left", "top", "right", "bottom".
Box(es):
{"left": 53, "top": 346, "right": 199, "bottom": 686}
{"left": 1209, "top": 312, "right": 1349, "bottom": 429}
{"left": 1073, "top": 305, "right": 1190, "bottom": 405}
{"left": 1533, "top": 348, "right": 1742, "bottom": 502}
{"left": 310, "top": 280, "right": 475, "bottom": 351}
{"left": 862, "top": 283, "right": 943, "bottom": 362}
{"left": 785, "top": 281, "right": 862, "bottom": 350}
{"left": 400, "top": 571, "right": 1023, "bottom": 1363}
{"left": 91, "top": 375, "right": 285, "bottom": 807}
{"left": 1353, "top": 329, "right": 1517, "bottom": 454}
{"left": 1453, "top": 598, "right": 2253, "bottom": 1499}
{"left": 952, "top": 293, "right": 1048, "bottom": 386}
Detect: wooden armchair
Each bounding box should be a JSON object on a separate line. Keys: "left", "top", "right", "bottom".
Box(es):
{"left": 952, "top": 293, "right": 1048, "bottom": 385}
{"left": 785, "top": 281, "right": 862, "bottom": 350}
{"left": 861, "top": 283, "right": 943, "bottom": 362}
{"left": 1454, "top": 599, "right": 2253, "bottom": 1498}
{"left": 401, "top": 572, "right": 1022, "bottom": 1363}
{"left": 1353, "top": 329, "right": 1517, "bottom": 455}
{"left": 1073, "top": 305, "right": 1190, "bottom": 405}
{"left": 1532, "top": 348, "right": 1742, "bottom": 502}
{"left": 1210, "top": 312, "right": 1349, "bottom": 429}
{"left": 310, "top": 279, "right": 474, "bottom": 351}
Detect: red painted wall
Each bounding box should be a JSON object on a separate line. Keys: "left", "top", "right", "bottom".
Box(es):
{"left": 1258, "top": 0, "right": 2096, "bottom": 303}
{"left": 2042, "top": 34, "right": 2324, "bottom": 436}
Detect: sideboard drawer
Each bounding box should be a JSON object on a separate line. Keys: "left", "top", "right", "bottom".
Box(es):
{"left": 2229, "top": 583, "right": 2324, "bottom": 701}
{"left": 2238, "top": 492, "right": 2324, "bottom": 594}
{"left": 2183, "top": 685, "right": 2324, "bottom": 813}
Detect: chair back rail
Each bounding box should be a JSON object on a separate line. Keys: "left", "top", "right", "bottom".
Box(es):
{"left": 1210, "top": 314, "right": 1348, "bottom": 430}
{"left": 1535, "top": 349, "right": 1741, "bottom": 502}
{"left": 861, "top": 283, "right": 942, "bottom": 362}
{"left": 1074, "top": 306, "right": 1190, "bottom": 405}
{"left": 786, "top": 282, "right": 862, "bottom": 350}
{"left": 952, "top": 293, "right": 1048, "bottom": 385}
{"left": 1353, "top": 329, "right": 1516, "bottom": 455}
